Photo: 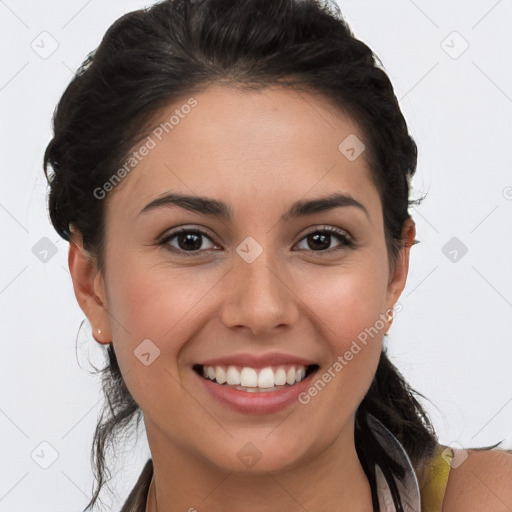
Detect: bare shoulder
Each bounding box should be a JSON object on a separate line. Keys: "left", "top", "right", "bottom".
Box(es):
{"left": 442, "top": 447, "right": 512, "bottom": 512}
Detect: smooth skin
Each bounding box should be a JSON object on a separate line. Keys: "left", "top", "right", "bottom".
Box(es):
{"left": 68, "top": 84, "right": 512, "bottom": 512}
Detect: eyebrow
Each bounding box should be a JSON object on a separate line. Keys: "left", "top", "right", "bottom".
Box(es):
{"left": 138, "top": 191, "right": 370, "bottom": 221}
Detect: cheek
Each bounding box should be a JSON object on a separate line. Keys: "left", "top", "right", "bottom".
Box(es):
{"left": 104, "top": 255, "right": 200, "bottom": 378}
{"left": 105, "top": 261, "right": 207, "bottom": 414}
{"left": 107, "top": 241, "right": 211, "bottom": 329}
{"left": 299, "top": 309, "right": 383, "bottom": 423}
{"left": 299, "top": 257, "right": 388, "bottom": 346}
{"left": 297, "top": 258, "right": 387, "bottom": 401}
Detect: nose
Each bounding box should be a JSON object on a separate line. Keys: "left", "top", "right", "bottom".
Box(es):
{"left": 219, "top": 247, "right": 300, "bottom": 337}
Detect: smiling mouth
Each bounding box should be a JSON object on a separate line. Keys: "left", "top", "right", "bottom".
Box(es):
{"left": 193, "top": 363, "right": 320, "bottom": 392}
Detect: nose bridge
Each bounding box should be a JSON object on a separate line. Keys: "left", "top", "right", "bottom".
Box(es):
{"left": 220, "top": 235, "right": 298, "bottom": 334}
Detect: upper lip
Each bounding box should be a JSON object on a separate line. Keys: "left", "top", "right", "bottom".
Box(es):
{"left": 196, "top": 352, "right": 318, "bottom": 369}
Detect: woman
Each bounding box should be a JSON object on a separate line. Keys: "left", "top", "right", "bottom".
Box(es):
{"left": 43, "top": 0, "right": 512, "bottom": 510}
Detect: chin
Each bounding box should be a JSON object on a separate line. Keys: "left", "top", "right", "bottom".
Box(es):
{"left": 200, "top": 435, "right": 312, "bottom": 475}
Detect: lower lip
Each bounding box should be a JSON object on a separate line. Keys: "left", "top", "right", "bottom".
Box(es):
{"left": 195, "top": 368, "right": 318, "bottom": 414}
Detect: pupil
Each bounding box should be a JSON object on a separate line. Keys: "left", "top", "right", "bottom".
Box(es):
{"left": 180, "top": 233, "right": 201, "bottom": 251}
{"left": 309, "top": 233, "right": 329, "bottom": 250}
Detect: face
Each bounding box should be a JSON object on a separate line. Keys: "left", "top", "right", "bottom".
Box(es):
{"left": 70, "top": 84, "right": 414, "bottom": 474}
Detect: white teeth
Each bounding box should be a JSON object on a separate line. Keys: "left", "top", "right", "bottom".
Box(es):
{"left": 226, "top": 366, "right": 241, "bottom": 385}
{"left": 274, "top": 368, "right": 287, "bottom": 386}
{"left": 240, "top": 367, "right": 258, "bottom": 387}
{"left": 257, "top": 367, "right": 275, "bottom": 388}
{"left": 200, "top": 364, "right": 311, "bottom": 389}
{"left": 214, "top": 366, "right": 227, "bottom": 384}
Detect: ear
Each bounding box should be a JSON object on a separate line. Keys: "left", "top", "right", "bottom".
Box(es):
{"left": 385, "top": 218, "right": 416, "bottom": 317}
{"left": 68, "top": 226, "right": 112, "bottom": 345}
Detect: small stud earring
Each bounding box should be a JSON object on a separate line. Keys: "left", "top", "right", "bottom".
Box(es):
{"left": 98, "top": 329, "right": 102, "bottom": 334}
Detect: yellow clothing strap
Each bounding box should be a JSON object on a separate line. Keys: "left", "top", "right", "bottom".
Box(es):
{"left": 418, "top": 444, "right": 453, "bottom": 512}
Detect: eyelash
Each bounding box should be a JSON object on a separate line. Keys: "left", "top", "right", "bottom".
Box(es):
{"left": 158, "top": 225, "right": 355, "bottom": 257}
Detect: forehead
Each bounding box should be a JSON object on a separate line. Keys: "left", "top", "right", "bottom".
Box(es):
{"left": 105, "top": 84, "right": 381, "bottom": 224}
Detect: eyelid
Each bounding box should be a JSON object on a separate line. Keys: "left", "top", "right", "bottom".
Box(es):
{"left": 301, "top": 225, "right": 353, "bottom": 241}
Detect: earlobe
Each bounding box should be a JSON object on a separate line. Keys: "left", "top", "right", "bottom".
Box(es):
{"left": 68, "top": 228, "right": 112, "bottom": 344}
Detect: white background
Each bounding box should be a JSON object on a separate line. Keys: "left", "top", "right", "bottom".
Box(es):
{"left": 0, "top": 0, "right": 511, "bottom": 511}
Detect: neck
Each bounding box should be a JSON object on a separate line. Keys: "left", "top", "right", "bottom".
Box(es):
{"left": 145, "top": 418, "right": 374, "bottom": 512}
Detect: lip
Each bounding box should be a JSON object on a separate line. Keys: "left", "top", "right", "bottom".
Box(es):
{"left": 196, "top": 352, "right": 317, "bottom": 369}
{"left": 194, "top": 365, "right": 319, "bottom": 414}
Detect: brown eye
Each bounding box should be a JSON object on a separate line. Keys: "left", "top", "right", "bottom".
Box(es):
{"left": 295, "top": 227, "right": 354, "bottom": 253}
{"left": 160, "top": 227, "right": 217, "bottom": 255}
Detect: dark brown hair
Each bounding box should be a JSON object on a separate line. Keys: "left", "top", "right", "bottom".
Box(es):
{"left": 43, "top": 1, "right": 503, "bottom": 510}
